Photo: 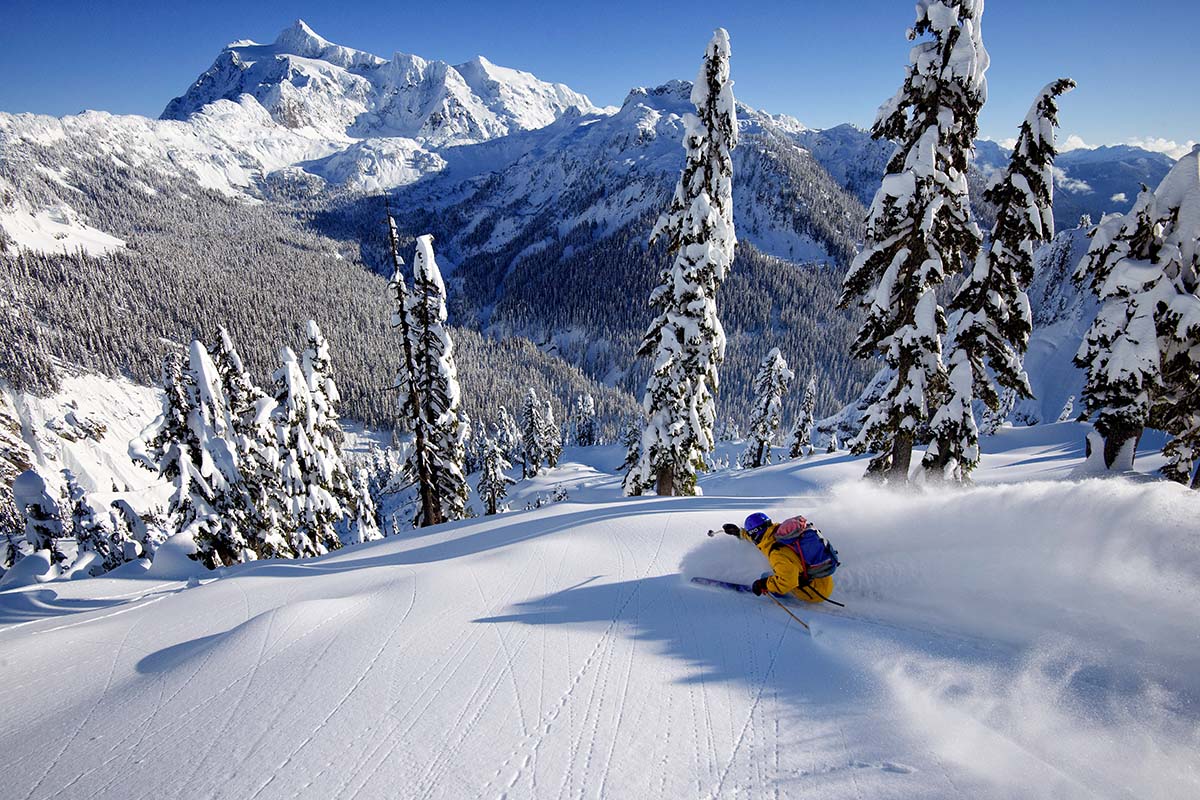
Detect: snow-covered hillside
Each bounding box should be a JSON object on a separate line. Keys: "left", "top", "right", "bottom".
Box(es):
{"left": 1, "top": 423, "right": 1196, "bottom": 799}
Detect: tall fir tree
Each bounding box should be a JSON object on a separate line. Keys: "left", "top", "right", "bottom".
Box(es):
{"left": 838, "top": 0, "right": 989, "bottom": 483}
{"left": 186, "top": 340, "right": 253, "bottom": 566}
{"left": 1074, "top": 146, "right": 1200, "bottom": 479}
{"left": 132, "top": 346, "right": 250, "bottom": 568}
{"left": 542, "top": 400, "right": 563, "bottom": 468}
{"left": 477, "top": 437, "right": 517, "bottom": 516}
{"left": 925, "top": 78, "right": 1074, "bottom": 481}
{"left": 387, "top": 213, "right": 440, "bottom": 528}
{"left": 520, "top": 388, "right": 545, "bottom": 478}
{"left": 788, "top": 375, "right": 819, "bottom": 459}
{"left": 213, "top": 327, "right": 294, "bottom": 559}
{"left": 406, "top": 236, "right": 470, "bottom": 523}
{"left": 272, "top": 346, "right": 341, "bottom": 557}
{"left": 628, "top": 28, "right": 737, "bottom": 497}
{"left": 302, "top": 320, "right": 374, "bottom": 542}
{"left": 743, "top": 348, "right": 793, "bottom": 468}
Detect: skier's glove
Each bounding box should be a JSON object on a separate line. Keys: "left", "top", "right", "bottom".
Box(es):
{"left": 751, "top": 577, "right": 769, "bottom": 596}
{"left": 722, "top": 523, "right": 741, "bottom": 537}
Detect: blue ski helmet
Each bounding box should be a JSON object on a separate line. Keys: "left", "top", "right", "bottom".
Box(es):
{"left": 744, "top": 512, "right": 772, "bottom": 541}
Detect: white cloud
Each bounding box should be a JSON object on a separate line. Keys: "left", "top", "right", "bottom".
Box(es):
{"left": 1110, "top": 192, "right": 1127, "bottom": 203}
{"left": 998, "top": 137, "right": 1017, "bottom": 150}
{"left": 1123, "top": 137, "right": 1198, "bottom": 160}
{"left": 1059, "top": 133, "right": 1091, "bottom": 152}
{"left": 1052, "top": 166, "right": 1092, "bottom": 194}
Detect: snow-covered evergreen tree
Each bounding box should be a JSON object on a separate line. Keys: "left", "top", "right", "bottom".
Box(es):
{"left": 406, "top": 236, "right": 470, "bottom": 523}
{"left": 826, "top": 432, "right": 840, "bottom": 454}
{"left": 573, "top": 394, "right": 597, "bottom": 447}
{"left": 542, "top": 400, "right": 563, "bottom": 468}
{"left": 629, "top": 28, "right": 737, "bottom": 497}
{"left": 462, "top": 411, "right": 486, "bottom": 473}
{"left": 979, "top": 387, "right": 1014, "bottom": 436}
{"left": 62, "top": 468, "right": 122, "bottom": 575}
{"left": 494, "top": 406, "right": 519, "bottom": 461}
{"left": 13, "top": 470, "right": 64, "bottom": 565}
{"left": 346, "top": 467, "right": 382, "bottom": 544}
{"left": 924, "top": 78, "right": 1073, "bottom": 481}
{"left": 788, "top": 374, "right": 818, "bottom": 458}
{"left": 272, "top": 346, "right": 341, "bottom": 557}
{"left": 213, "top": 327, "right": 293, "bottom": 559}
{"left": 2, "top": 525, "right": 22, "bottom": 570}
{"left": 132, "top": 353, "right": 199, "bottom": 533}
{"left": 387, "top": 214, "right": 439, "bottom": 528}
{"left": 619, "top": 418, "right": 646, "bottom": 496}
{"left": 477, "top": 437, "right": 517, "bottom": 515}
{"left": 302, "top": 321, "right": 370, "bottom": 542}
{"left": 187, "top": 340, "right": 254, "bottom": 566}
{"left": 743, "top": 348, "right": 793, "bottom": 468}
{"left": 838, "top": 0, "right": 989, "bottom": 482}
{"left": 132, "top": 346, "right": 250, "bottom": 568}
{"left": 109, "top": 499, "right": 153, "bottom": 560}
{"left": 520, "top": 388, "right": 545, "bottom": 478}
{"left": 1056, "top": 395, "right": 1076, "bottom": 424}
{"left": 0, "top": 398, "right": 31, "bottom": 559}
{"left": 1075, "top": 146, "right": 1200, "bottom": 477}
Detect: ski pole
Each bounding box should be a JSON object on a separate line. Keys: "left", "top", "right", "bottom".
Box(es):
{"left": 766, "top": 593, "right": 810, "bottom": 631}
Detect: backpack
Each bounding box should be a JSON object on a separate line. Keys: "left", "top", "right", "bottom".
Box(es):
{"left": 771, "top": 515, "right": 839, "bottom": 581}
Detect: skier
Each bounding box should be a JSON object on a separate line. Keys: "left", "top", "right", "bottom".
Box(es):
{"left": 721, "top": 512, "right": 837, "bottom": 604}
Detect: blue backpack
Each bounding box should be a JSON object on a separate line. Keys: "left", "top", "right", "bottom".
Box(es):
{"left": 771, "top": 516, "right": 840, "bottom": 581}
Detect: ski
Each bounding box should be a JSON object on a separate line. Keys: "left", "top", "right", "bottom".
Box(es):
{"left": 689, "top": 576, "right": 813, "bottom": 631}
{"left": 690, "top": 576, "right": 757, "bottom": 595}
{"left": 690, "top": 576, "right": 808, "bottom": 606}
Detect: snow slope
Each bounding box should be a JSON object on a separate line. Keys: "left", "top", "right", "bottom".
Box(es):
{"left": 1, "top": 425, "right": 1196, "bottom": 799}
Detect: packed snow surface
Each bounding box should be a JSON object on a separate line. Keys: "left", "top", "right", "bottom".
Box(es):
{"left": 1, "top": 425, "right": 1197, "bottom": 799}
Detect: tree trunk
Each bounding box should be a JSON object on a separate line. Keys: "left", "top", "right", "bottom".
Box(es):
{"left": 888, "top": 432, "right": 914, "bottom": 483}
{"left": 922, "top": 438, "right": 950, "bottom": 482}
{"left": 655, "top": 467, "right": 675, "bottom": 497}
{"left": 415, "top": 428, "right": 440, "bottom": 528}
{"left": 1101, "top": 423, "right": 1142, "bottom": 470}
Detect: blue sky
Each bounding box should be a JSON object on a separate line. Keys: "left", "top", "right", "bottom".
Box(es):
{"left": 0, "top": 0, "right": 1194, "bottom": 152}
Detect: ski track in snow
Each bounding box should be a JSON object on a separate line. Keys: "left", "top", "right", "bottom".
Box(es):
{"left": 2, "top": 429, "right": 1198, "bottom": 799}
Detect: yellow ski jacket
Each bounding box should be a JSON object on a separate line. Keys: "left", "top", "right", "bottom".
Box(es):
{"left": 741, "top": 523, "right": 835, "bottom": 603}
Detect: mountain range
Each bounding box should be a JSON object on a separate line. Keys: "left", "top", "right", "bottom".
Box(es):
{"left": 0, "top": 20, "right": 1177, "bottom": 427}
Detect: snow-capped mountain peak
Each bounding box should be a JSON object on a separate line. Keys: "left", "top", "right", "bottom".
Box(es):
{"left": 270, "top": 19, "right": 387, "bottom": 69}
{"left": 162, "top": 21, "right": 599, "bottom": 144}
